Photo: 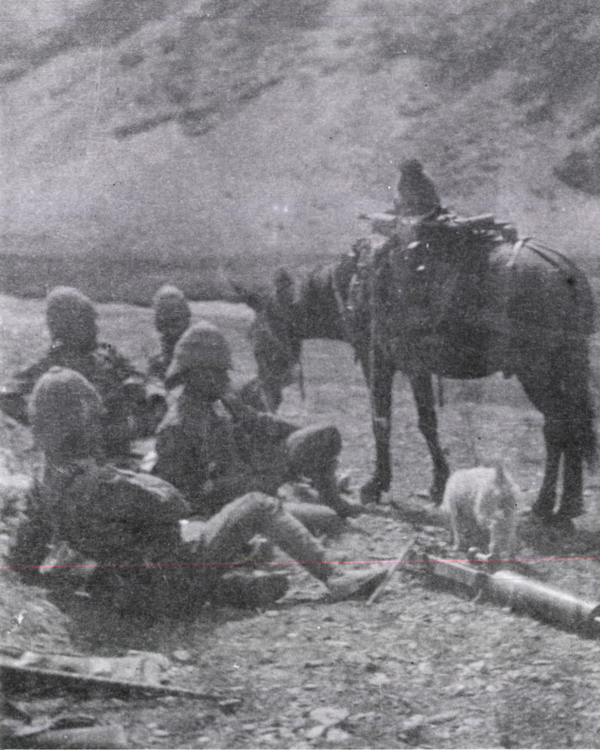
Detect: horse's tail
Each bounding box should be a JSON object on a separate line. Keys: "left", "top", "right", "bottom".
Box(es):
{"left": 565, "top": 336, "right": 598, "bottom": 468}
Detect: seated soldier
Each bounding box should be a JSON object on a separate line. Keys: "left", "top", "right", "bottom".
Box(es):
{"left": 148, "top": 284, "right": 192, "bottom": 381}
{"left": 0, "top": 286, "right": 164, "bottom": 459}
{"left": 394, "top": 158, "right": 442, "bottom": 219}
{"left": 153, "top": 321, "right": 362, "bottom": 519}
{"left": 147, "top": 285, "right": 281, "bottom": 415}
{"left": 9, "top": 367, "right": 385, "bottom": 613}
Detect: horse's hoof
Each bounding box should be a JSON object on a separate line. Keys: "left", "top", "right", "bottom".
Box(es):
{"left": 550, "top": 507, "right": 580, "bottom": 532}
{"left": 549, "top": 517, "right": 576, "bottom": 534}
{"left": 429, "top": 485, "right": 445, "bottom": 506}
{"left": 336, "top": 472, "right": 352, "bottom": 494}
{"left": 528, "top": 501, "right": 555, "bottom": 523}
{"left": 334, "top": 497, "right": 364, "bottom": 519}
{"left": 360, "top": 481, "right": 382, "bottom": 505}
{"left": 555, "top": 501, "right": 584, "bottom": 521}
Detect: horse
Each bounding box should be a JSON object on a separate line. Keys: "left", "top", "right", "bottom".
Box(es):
{"left": 235, "top": 217, "right": 597, "bottom": 523}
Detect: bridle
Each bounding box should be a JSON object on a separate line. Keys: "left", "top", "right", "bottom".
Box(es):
{"left": 249, "top": 313, "right": 305, "bottom": 400}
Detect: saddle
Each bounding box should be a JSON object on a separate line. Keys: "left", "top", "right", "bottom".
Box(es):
{"left": 348, "top": 211, "right": 528, "bottom": 374}
{"left": 353, "top": 210, "right": 518, "bottom": 333}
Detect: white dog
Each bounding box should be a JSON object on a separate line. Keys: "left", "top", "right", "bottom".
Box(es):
{"left": 441, "top": 465, "right": 519, "bottom": 561}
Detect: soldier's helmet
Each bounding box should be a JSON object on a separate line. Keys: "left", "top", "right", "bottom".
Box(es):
{"left": 153, "top": 285, "right": 191, "bottom": 336}
{"left": 46, "top": 286, "right": 98, "bottom": 345}
{"left": 398, "top": 158, "right": 424, "bottom": 176}
{"left": 165, "top": 321, "right": 232, "bottom": 385}
{"left": 29, "top": 367, "right": 105, "bottom": 458}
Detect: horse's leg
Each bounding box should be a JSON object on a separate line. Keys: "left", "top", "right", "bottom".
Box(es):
{"left": 409, "top": 372, "right": 450, "bottom": 505}
{"left": 555, "top": 344, "right": 595, "bottom": 520}
{"left": 358, "top": 354, "right": 394, "bottom": 505}
{"left": 518, "top": 377, "right": 564, "bottom": 520}
{"left": 557, "top": 451, "right": 583, "bottom": 520}
{"left": 534, "top": 425, "right": 562, "bottom": 520}
{"left": 519, "top": 338, "right": 595, "bottom": 522}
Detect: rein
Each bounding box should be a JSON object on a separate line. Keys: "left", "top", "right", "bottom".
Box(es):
{"left": 329, "top": 264, "right": 356, "bottom": 347}
{"left": 330, "top": 252, "right": 390, "bottom": 431}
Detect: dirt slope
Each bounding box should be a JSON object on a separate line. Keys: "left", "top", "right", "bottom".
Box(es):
{"left": 1, "top": 0, "right": 600, "bottom": 302}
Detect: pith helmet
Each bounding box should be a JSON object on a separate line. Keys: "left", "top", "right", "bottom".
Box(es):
{"left": 165, "top": 321, "right": 232, "bottom": 382}
{"left": 153, "top": 285, "right": 191, "bottom": 326}
{"left": 46, "top": 286, "right": 97, "bottom": 341}
{"left": 399, "top": 158, "right": 423, "bottom": 175}
{"left": 29, "top": 367, "right": 105, "bottom": 456}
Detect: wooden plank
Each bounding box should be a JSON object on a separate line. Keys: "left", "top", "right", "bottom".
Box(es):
{"left": 0, "top": 661, "right": 222, "bottom": 701}
{"left": 366, "top": 534, "right": 418, "bottom": 606}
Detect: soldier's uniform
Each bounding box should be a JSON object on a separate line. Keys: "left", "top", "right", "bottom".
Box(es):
{"left": 154, "top": 322, "right": 360, "bottom": 519}
{"left": 236, "top": 376, "right": 273, "bottom": 412}
{"left": 10, "top": 367, "right": 384, "bottom": 612}
{"left": 0, "top": 287, "right": 163, "bottom": 458}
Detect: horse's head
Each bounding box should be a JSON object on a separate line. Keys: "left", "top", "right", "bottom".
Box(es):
{"left": 233, "top": 269, "right": 303, "bottom": 410}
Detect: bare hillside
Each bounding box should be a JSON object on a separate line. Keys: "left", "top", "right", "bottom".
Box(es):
{"left": 1, "top": 0, "right": 600, "bottom": 302}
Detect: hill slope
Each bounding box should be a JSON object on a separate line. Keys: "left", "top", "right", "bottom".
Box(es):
{"left": 2, "top": 0, "right": 600, "bottom": 302}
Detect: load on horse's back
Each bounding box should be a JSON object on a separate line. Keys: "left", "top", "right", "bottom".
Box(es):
{"left": 238, "top": 173, "right": 596, "bottom": 525}
{"left": 353, "top": 209, "right": 594, "bottom": 379}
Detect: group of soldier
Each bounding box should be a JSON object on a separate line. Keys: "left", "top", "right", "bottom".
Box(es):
{"left": 1, "top": 284, "right": 390, "bottom": 615}
{"left": 0, "top": 160, "right": 442, "bottom": 616}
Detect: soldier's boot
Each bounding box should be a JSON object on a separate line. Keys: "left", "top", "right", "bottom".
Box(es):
{"left": 263, "top": 500, "right": 386, "bottom": 600}
{"left": 283, "top": 502, "right": 345, "bottom": 537}
{"left": 261, "top": 499, "right": 332, "bottom": 582}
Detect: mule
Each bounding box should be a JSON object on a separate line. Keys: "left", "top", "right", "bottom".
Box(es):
{"left": 235, "top": 219, "right": 596, "bottom": 522}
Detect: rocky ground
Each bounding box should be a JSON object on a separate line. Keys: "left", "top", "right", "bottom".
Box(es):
{"left": 2, "top": 3, "right": 600, "bottom": 746}
{"left": 2, "top": 295, "right": 600, "bottom": 748}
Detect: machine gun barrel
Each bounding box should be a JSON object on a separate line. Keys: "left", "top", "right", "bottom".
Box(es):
{"left": 486, "top": 570, "right": 600, "bottom": 634}
{"left": 424, "top": 556, "right": 600, "bottom": 636}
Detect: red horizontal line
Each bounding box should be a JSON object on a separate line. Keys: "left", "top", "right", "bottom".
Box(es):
{"left": 4, "top": 556, "right": 600, "bottom": 572}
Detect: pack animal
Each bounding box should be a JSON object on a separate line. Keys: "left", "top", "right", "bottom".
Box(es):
{"left": 441, "top": 465, "right": 519, "bottom": 561}
{"left": 235, "top": 218, "right": 596, "bottom": 524}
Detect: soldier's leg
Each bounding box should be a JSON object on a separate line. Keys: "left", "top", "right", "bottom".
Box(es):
{"left": 284, "top": 425, "right": 342, "bottom": 476}
{"left": 187, "top": 492, "right": 386, "bottom": 601}
{"left": 284, "top": 426, "right": 361, "bottom": 517}
{"left": 193, "top": 492, "right": 332, "bottom": 581}
{"left": 8, "top": 481, "right": 54, "bottom": 583}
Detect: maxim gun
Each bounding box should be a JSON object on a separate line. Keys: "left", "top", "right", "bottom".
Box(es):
{"left": 424, "top": 555, "right": 600, "bottom": 637}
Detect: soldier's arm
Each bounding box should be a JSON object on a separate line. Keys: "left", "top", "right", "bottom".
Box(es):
{"left": 223, "top": 394, "right": 298, "bottom": 442}
{"left": 100, "top": 343, "right": 149, "bottom": 394}
{"left": 0, "top": 359, "right": 50, "bottom": 425}
{"left": 103, "top": 344, "right": 167, "bottom": 435}
{"left": 236, "top": 378, "right": 271, "bottom": 412}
